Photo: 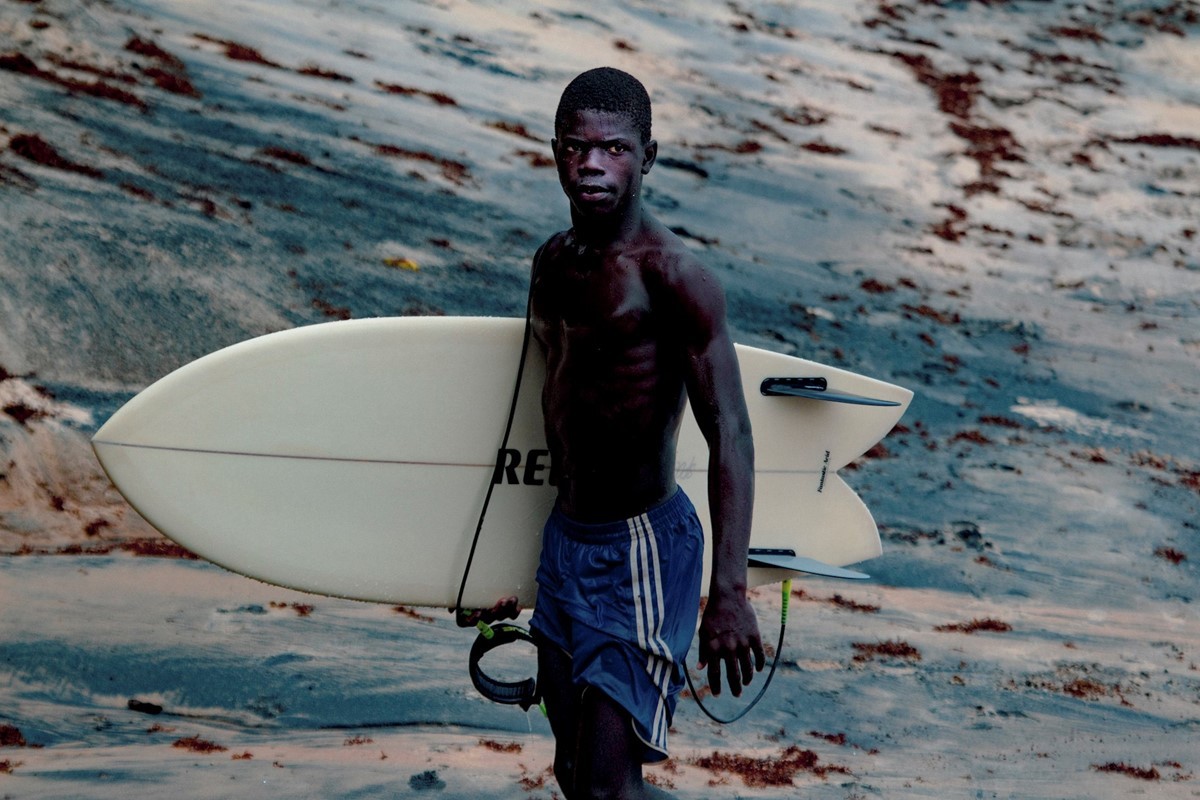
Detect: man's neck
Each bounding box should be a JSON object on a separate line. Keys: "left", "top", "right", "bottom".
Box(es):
{"left": 570, "top": 202, "right": 647, "bottom": 253}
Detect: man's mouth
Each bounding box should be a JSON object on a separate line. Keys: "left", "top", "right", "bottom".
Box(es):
{"left": 576, "top": 184, "right": 610, "bottom": 200}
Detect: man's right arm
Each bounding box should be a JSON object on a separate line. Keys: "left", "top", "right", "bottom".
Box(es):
{"left": 661, "top": 256, "right": 764, "bottom": 695}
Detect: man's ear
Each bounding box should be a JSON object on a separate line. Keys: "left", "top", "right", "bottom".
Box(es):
{"left": 642, "top": 139, "right": 658, "bottom": 175}
{"left": 550, "top": 137, "right": 559, "bottom": 160}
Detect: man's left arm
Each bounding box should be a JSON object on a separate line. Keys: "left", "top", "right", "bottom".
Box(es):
{"left": 670, "top": 262, "right": 764, "bottom": 696}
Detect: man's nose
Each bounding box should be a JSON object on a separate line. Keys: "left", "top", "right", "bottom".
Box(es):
{"left": 580, "top": 146, "right": 604, "bottom": 173}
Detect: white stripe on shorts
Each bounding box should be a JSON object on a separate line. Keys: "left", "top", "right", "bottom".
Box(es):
{"left": 628, "top": 512, "right": 674, "bottom": 752}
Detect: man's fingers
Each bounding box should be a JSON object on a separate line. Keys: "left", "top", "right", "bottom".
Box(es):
{"left": 739, "top": 647, "right": 754, "bottom": 686}
{"left": 453, "top": 596, "right": 521, "bottom": 627}
{"left": 492, "top": 595, "right": 519, "bottom": 617}
{"left": 494, "top": 596, "right": 520, "bottom": 620}
{"left": 748, "top": 635, "right": 765, "bottom": 676}
{"left": 725, "top": 653, "right": 743, "bottom": 697}
{"left": 699, "top": 625, "right": 768, "bottom": 697}
{"left": 706, "top": 657, "right": 723, "bottom": 697}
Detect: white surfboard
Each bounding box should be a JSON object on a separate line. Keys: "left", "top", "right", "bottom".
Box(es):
{"left": 91, "top": 317, "right": 911, "bottom": 607}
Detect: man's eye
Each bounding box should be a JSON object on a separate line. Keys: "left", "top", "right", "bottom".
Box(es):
{"left": 609, "top": 144, "right": 627, "bottom": 154}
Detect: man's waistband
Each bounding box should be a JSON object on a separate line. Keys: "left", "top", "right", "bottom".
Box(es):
{"left": 549, "top": 488, "right": 695, "bottom": 543}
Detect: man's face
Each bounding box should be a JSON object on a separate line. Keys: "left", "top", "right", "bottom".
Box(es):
{"left": 552, "top": 109, "right": 656, "bottom": 219}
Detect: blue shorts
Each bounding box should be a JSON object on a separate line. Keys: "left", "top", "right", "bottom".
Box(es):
{"left": 529, "top": 489, "right": 704, "bottom": 762}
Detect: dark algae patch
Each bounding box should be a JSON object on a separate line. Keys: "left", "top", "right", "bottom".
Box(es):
{"left": 689, "top": 745, "right": 850, "bottom": 786}
{"left": 8, "top": 134, "right": 103, "bottom": 178}
{"left": 1092, "top": 762, "right": 1160, "bottom": 780}
{"left": 0, "top": 51, "right": 147, "bottom": 110}
{"left": 0, "top": 725, "right": 27, "bottom": 748}
{"left": 1154, "top": 546, "right": 1187, "bottom": 565}
{"left": 935, "top": 618, "right": 1013, "bottom": 634}
{"left": 124, "top": 36, "right": 186, "bottom": 72}
{"left": 478, "top": 738, "right": 522, "bottom": 753}
{"left": 1110, "top": 133, "right": 1200, "bottom": 151}
{"left": 852, "top": 640, "right": 922, "bottom": 663}
{"left": 7, "top": 537, "right": 198, "bottom": 558}
{"left": 375, "top": 80, "right": 458, "bottom": 106}
{"left": 172, "top": 735, "right": 227, "bottom": 754}
{"left": 193, "top": 33, "right": 285, "bottom": 69}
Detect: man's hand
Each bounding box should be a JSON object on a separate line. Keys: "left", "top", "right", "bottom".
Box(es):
{"left": 696, "top": 590, "right": 764, "bottom": 696}
{"left": 454, "top": 595, "right": 520, "bottom": 627}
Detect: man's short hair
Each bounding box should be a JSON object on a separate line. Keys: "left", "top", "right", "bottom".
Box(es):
{"left": 555, "top": 67, "right": 652, "bottom": 144}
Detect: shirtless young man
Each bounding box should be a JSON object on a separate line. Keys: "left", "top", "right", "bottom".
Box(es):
{"left": 525, "top": 67, "right": 764, "bottom": 799}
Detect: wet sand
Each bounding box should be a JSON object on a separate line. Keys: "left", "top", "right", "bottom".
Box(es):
{"left": 2, "top": 1, "right": 1198, "bottom": 797}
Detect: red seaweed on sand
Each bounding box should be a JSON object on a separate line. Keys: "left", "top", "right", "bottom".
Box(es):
{"left": 1154, "top": 547, "right": 1187, "bottom": 565}
{"left": 0, "top": 725, "right": 27, "bottom": 748}
{"left": 1092, "top": 762, "right": 1160, "bottom": 781}
{"left": 172, "top": 735, "right": 227, "bottom": 754}
{"left": 0, "top": 52, "right": 147, "bottom": 110}
{"left": 852, "top": 640, "right": 922, "bottom": 663}
{"left": 375, "top": 80, "right": 458, "bottom": 106}
{"left": 935, "top": 618, "right": 1013, "bottom": 634}
{"left": 193, "top": 33, "right": 284, "bottom": 68}
{"left": 7, "top": 134, "right": 103, "bottom": 179}
{"left": 689, "top": 745, "right": 850, "bottom": 787}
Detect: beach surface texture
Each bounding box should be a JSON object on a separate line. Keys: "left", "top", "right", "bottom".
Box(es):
{"left": 1, "top": 1, "right": 1198, "bottom": 797}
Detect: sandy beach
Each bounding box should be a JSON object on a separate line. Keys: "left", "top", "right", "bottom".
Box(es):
{"left": 2, "top": 0, "right": 1198, "bottom": 797}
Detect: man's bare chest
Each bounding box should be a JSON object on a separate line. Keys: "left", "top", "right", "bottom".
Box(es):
{"left": 537, "top": 260, "right": 659, "bottom": 356}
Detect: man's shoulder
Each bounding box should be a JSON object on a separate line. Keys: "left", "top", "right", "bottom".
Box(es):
{"left": 637, "top": 225, "right": 727, "bottom": 341}
{"left": 640, "top": 232, "right": 719, "bottom": 308}
{"left": 535, "top": 230, "right": 573, "bottom": 264}
{"left": 638, "top": 221, "right": 709, "bottom": 286}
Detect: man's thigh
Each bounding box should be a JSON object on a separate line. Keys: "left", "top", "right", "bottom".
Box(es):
{"left": 538, "top": 640, "right": 578, "bottom": 742}
{"left": 538, "top": 644, "right": 647, "bottom": 798}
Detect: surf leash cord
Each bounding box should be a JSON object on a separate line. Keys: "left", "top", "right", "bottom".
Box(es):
{"left": 467, "top": 621, "right": 542, "bottom": 711}
{"left": 684, "top": 578, "right": 791, "bottom": 724}
{"left": 454, "top": 248, "right": 543, "bottom": 628}
{"left": 454, "top": 256, "right": 544, "bottom": 709}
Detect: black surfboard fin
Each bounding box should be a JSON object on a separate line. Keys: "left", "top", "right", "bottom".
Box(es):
{"left": 748, "top": 548, "right": 870, "bottom": 580}
{"left": 761, "top": 377, "right": 901, "bottom": 407}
